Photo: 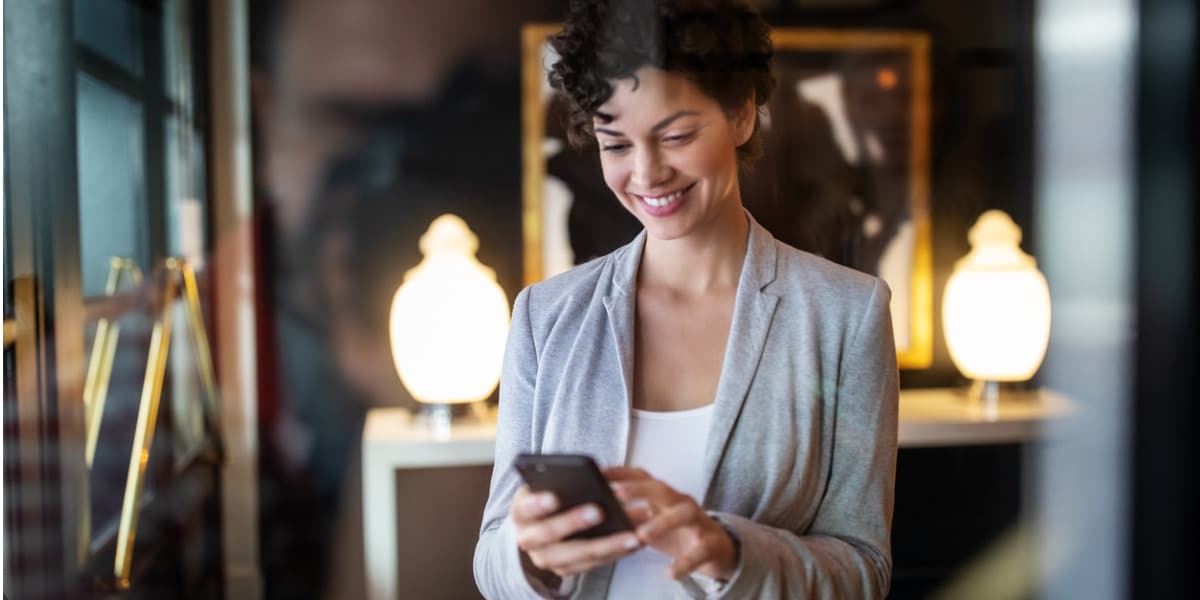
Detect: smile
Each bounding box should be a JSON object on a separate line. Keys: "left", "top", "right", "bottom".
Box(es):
{"left": 634, "top": 183, "right": 695, "bottom": 209}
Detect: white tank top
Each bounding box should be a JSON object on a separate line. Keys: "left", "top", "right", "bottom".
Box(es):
{"left": 607, "top": 404, "right": 715, "bottom": 599}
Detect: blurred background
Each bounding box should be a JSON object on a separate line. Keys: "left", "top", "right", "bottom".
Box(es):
{"left": 2, "top": 0, "right": 1195, "bottom": 599}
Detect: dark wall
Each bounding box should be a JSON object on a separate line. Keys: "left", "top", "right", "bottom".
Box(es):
{"left": 1132, "top": 0, "right": 1199, "bottom": 596}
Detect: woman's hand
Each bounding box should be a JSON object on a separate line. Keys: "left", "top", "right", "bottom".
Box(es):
{"left": 509, "top": 485, "right": 643, "bottom": 580}
{"left": 605, "top": 467, "right": 739, "bottom": 581}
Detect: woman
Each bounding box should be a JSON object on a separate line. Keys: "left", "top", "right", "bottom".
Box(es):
{"left": 475, "top": 1, "right": 898, "bottom": 598}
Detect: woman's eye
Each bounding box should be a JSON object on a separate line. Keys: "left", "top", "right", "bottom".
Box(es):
{"left": 601, "top": 143, "right": 630, "bottom": 153}
{"left": 664, "top": 132, "right": 695, "bottom": 144}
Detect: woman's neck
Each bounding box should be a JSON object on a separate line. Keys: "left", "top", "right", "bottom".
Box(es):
{"left": 638, "top": 203, "right": 750, "bottom": 296}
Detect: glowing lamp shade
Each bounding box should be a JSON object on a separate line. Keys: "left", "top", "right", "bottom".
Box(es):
{"left": 943, "top": 210, "right": 1051, "bottom": 382}
{"left": 389, "top": 215, "right": 510, "bottom": 405}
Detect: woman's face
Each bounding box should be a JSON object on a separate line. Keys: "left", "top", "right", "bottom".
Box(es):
{"left": 593, "top": 66, "right": 754, "bottom": 242}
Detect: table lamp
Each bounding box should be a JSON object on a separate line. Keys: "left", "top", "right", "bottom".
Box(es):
{"left": 388, "top": 215, "right": 509, "bottom": 433}
{"left": 943, "top": 210, "right": 1051, "bottom": 406}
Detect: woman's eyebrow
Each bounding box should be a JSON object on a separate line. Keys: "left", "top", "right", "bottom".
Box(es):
{"left": 650, "top": 110, "right": 700, "bottom": 132}
{"left": 594, "top": 110, "right": 701, "bottom": 137}
{"left": 594, "top": 110, "right": 622, "bottom": 136}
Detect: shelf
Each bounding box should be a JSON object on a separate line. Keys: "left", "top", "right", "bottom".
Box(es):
{"left": 898, "top": 387, "right": 1076, "bottom": 448}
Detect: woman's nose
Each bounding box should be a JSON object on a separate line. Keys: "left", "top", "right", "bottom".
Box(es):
{"left": 631, "top": 146, "right": 671, "bottom": 189}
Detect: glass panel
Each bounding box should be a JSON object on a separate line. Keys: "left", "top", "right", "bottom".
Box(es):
{"left": 164, "top": 115, "right": 207, "bottom": 267}
{"left": 75, "top": 73, "right": 148, "bottom": 298}
{"left": 162, "top": 0, "right": 194, "bottom": 105}
{"left": 163, "top": 0, "right": 211, "bottom": 464}
{"left": 73, "top": 0, "right": 144, "bottom": 76}
{"left": 167, "top": 301, "right": 207, "bottom": 465}
{"left": 1033, "top": 1, "right": 1137, "bottom": 597}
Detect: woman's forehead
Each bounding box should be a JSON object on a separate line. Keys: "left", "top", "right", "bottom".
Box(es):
{"left": 595, "top": 67, "right": 713, "bottom": 125}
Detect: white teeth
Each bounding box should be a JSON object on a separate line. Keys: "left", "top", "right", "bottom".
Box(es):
{"left": 641, "top": 189, "right": 685, "bottom": 208}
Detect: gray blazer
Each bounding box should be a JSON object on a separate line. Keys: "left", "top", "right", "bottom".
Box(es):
{"left": 474, "top": 213, "right": 899, "bottom": 599}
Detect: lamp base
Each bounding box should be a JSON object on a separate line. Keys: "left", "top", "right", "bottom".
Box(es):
{"left": 967, "top": 380, "right": 1001, "bottom": 419}
{"left": 969, "top": 380, "right": 1001, "bottom": 404}
{"left": 413, "top": 401, "right": 492, "bottom": 439}
{"left": 415, "top": 403, "right": 453, "bottom": 436}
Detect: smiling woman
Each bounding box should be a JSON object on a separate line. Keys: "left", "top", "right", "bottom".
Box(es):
{"left": 592, "top": 69, "right": 753, "bottom": 243}
{"left": 476, "top": 1, "right": 899, "bottom": 599}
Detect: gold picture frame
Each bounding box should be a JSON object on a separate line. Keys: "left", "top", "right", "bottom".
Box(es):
{"left": 521, "top": 24, "right": 932, "bottom": 369}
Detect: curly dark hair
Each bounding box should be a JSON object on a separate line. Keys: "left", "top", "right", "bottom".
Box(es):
{"left": 548, "top": 0, "right": 776, "bottom": 170}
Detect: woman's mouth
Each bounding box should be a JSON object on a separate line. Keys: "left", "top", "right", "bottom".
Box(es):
{"left": 634, "top": 183, "right": 695, "bottom": 216}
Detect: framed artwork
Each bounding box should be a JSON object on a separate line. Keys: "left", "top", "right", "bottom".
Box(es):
{"left": 521, "top": 25, "right": 932, "bottom": 368}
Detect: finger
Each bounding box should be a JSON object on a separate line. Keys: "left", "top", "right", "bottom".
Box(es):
{"left": 516, "top": 503, "right": 605, "bottom": 551}
{"left": 603, "top": 466, "right": 652, "bottom": 482}
{"left": 623, "top": 500, "right": 652, "bottom": 526}
{"left": 638, "top": 501, "right": 703, "bottom": 542}
{"left": 512, "top": 490, "right": 559, "bottom": 526}
{"left": 536, "top": 531, "right": 643, "bottom": 576}
{"left": 611, "top": 480, "right": 673, "bottom": 506}
{"left": 509, "top": 486, "right": 531, "bottom": 523}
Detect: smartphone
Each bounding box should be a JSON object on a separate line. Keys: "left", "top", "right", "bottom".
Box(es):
{"left": 513, "top": 453, "right": 635, "bottom": 540}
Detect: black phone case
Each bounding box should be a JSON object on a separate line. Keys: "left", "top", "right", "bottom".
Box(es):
{"left": 514, "top": 453, "right": 635, "bottom": 540}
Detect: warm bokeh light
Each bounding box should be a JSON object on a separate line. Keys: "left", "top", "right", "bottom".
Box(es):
{"left": 877, "top": 67, "right": 899, "bottom": 90}
{"left": 943, "top": 210, "right": 1051, "bottom": 381}
{"left": 389, "top": 215, "right": 510, "bottom": 404}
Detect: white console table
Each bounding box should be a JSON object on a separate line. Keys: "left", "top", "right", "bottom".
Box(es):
{"left": 362, "top": 410, "right": 497, "bottom": 600}
{"left": 362, "top": 388, "right": 1074, "bottom": 599}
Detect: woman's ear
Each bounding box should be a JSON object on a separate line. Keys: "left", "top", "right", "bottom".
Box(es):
{"left": 731, "top": 94, "right": 757, "bottom": 147}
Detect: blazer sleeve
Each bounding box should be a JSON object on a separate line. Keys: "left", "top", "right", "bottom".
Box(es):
{"left": 707, "top": 277, "right": 899, "bottom": 599}
{"left": 473, "top": 288, "right": 576, "bottom": 599}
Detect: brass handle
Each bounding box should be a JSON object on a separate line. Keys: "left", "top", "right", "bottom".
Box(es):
{"left": 174, "top": 258, "right": 221, "bottom": 441}
{"left": 113, "top": 257, "right": 220, "bottom": 589}
{"left": 83, "top": 257, "right": 143, "bottom": 468}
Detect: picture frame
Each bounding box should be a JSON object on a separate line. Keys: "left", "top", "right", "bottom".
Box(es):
{"left": 521, "top": 24, "right": 932, "bottom": 368}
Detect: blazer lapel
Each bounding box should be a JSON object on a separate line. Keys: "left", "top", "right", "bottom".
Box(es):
{"left": 701, "top": 214, "right": 780, "bottom": 503}
{"left": 600, "top": 231, "right": 645, "bottom": 465}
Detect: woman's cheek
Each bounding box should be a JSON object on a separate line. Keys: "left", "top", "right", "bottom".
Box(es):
{"left": 601, "top": 161, "right": 629, "bottom": 199}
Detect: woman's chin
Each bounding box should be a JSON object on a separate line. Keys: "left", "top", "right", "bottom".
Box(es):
{"left": 641, "top": 218, "right": 694, "bottom": 242}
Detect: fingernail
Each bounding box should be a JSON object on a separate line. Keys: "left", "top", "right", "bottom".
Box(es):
{"left": 582, "top": 506, "right": 601, "bottom": 524}
{"left": 539, "top": 494, "right": 556, "bottom": 510}
{"left": 623, "top": 535, "right": 639, "bottom": 550}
